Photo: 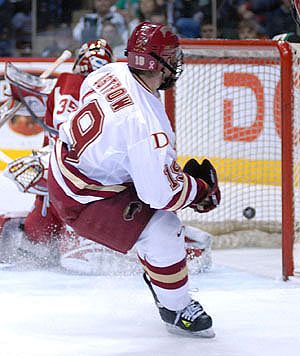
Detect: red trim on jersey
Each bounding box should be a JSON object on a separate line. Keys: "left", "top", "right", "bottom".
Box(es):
{"left": 132, "top": 72, "right": 153, "bottom": 94}
{"left": 48, "top": 163, "right": 84, "bottom": 211}
{"left": 44, "top": 73, "right": 84, "bottom": 129}
{"left": 57, "top": 122, "right": 64, "bottom": 131}
{"left": 163, "top": 173, "right": 193, "bottom": 211}
{"left": 81, "top": 89, "right": 95, "bottom": 103}
{"left": 54, "top": 141, "right": 126, "bottom": 199}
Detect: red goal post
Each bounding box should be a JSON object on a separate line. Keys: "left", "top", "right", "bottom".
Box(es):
{"left": 165, "top": 39, "right": 299, "bottom": 279}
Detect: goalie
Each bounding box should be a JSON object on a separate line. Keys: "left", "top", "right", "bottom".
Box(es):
{"left": 0, "top": 39, "right": 114, "bottom": 268}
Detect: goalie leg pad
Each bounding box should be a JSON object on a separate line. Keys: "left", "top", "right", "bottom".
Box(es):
{"left": 59, "top": 227, "right": 111, "bottom": 275}
{"left": 0, "top": 214, "right": 58, "bottom": 267}
{"left": 184, "top": 226, "right": 213, "bottom": 272}
{"left": 23, "top": 196, "right": 64, "bottom": 244}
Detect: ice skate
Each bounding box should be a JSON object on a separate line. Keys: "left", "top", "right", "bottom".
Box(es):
{"left": 143, "top": 272, "right": 215, "bottom": 338}
{"left": 158, "top": 299, "right": 215, "bottom": 338}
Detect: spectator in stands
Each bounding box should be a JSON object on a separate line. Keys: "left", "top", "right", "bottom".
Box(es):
{"left": 160, "top": 0, "right": 176, "bottom": 27}
{"left": 73, "top": 0, "right": 127, "bottom": 44}
{"left": 37, "top": 1, "right": 83, "bottom": 31}
{"left": 0, "top": 26, "right": 13, "bottom": 57}
{"left": 0, "top": 0, "right": 13, "bottom": 56}
{"left": 200, "top": 18, "right": 216, "bottom": 38}
{"left": 115, "top": 0, "right": 139, "bottom": 24}
{"left": 0, "top": 0, "right": 12, "bottom": 31}
{"left": 238, "top": 18, "right": 267, "bottom": 39}
{"left": 0, "top": 0, "right": 12, "bottom": 18}
{"left": 101, "top": 21, "right": 126, "bottom": 58}
{"left": 218, "top": 0, "right": 247, "bottom": 39}
{"left": 238, "top": 0, "right": 297, "bottom": 38}
{"left": 41, "top": 24, "right": 74, "bottom": 57}
{"left": 173, "top": 0, "right": 203, "bottom": 38}
{"left": 128, "top": 0, "right": 161, "bottom": 34}
{"left": 60, "top": 0, "right": 83, "bottom": 26}
{"left": 150, "top": 9, "right": 168, "bottom": 26}
{"left": 11, "top": 0, "right": 32, "bottom": 56}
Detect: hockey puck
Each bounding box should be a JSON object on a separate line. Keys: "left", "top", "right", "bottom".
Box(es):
{"left": 243, "top": 206, "right": 256, "bottom": 219}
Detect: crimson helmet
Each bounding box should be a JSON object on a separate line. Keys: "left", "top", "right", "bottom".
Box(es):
{"left": 125, "top": 22, "right": 183, "bottom": 89}
{"left": 73, "top": 39, "right": 113, "bottom": 76}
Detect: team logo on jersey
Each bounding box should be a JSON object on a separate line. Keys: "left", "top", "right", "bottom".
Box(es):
{"left": 123, "top": 201, "right": 142, "bottom": 221}
{"left": 152, "top": 132, "right": 169, "bottom": 149}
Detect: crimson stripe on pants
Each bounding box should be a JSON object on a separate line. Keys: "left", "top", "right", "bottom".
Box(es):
{"left": 139, "top": 256, "right": 188, "bottom": 290}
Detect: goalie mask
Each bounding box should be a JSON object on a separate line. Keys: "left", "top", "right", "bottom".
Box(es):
{"left": 73, "top": 39, "right": 114, "bottom": 76}
{"left": 125, "top": 22, "right": 183, "bottom": 90}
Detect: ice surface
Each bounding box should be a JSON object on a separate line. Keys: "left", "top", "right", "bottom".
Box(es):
{"left": 0, "top": 174, "right": 300, "bottom": 356}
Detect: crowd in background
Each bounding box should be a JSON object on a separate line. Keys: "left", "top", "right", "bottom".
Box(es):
{"left": 0, "top": 0, "right": 298, "bottom": 58}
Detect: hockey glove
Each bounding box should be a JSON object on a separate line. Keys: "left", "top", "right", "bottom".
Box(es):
{"left": 183, "top": 158, "right": 221, "bottom": 213}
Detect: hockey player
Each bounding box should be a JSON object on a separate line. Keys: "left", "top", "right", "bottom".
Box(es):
{"left": 0, "top": 39, "right": 114, "bottom": 267}
{"left": 1, "top": 40, "right": 213, "bottom": 273}
{"left": 48, "top": 22, "right": 220, "bottom": 337}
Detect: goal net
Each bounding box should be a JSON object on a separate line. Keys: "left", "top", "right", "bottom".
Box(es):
{"left": 165, "top": 39, "right": 300, "bottom": 279}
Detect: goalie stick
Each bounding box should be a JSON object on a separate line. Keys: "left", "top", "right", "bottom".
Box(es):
{"left": 0, "top": 51, "right": 72, "bottom": 165}
{"left": 0, "top": 100, "right": 22, "bottom": 128}
{"left": 16, "top": 86, "right": 58, "bottom": 136}
{"left": 39, "top": 50, "right": 72, "bottom": 79}
{"left": 0, "top": 49, "right": 72, "bottom": 129}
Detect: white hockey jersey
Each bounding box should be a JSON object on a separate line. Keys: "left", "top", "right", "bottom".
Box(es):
{"left": 50, "top": 62, "right": 203, "bottom": 211}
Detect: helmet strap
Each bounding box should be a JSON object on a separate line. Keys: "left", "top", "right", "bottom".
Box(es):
{"left": 149, "top": 51, "right": 177, "bottom": 75}
{"left": 158, "top": 73, "right": 176, "bottom": 90}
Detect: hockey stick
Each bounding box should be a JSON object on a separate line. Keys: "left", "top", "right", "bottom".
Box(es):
{"left": 0, "top": 50, "right": 72, "bottom": 129}
{"left": 16, "top": 86, "right": 58, "bottom": 136}
{"left": 39, "top": 50, "right": 72, "bottom": 79}
{"left": 0, "top": 100, "right": 22, "bottom": 128}
{"left": 0, "top": 51, "right": 71, "bottom": 165}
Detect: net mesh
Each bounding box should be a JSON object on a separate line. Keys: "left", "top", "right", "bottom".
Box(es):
{"left": 174, "top": 42, "right": 290, "bottom": 249}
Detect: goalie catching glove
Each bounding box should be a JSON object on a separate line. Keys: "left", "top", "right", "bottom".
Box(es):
{"left": 184, "top": 158, "right": 221, "bottom": 213}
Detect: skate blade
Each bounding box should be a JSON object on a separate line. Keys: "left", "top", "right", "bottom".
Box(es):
{"left": 166, "top": 324, "right": 215, "bottom": 338}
